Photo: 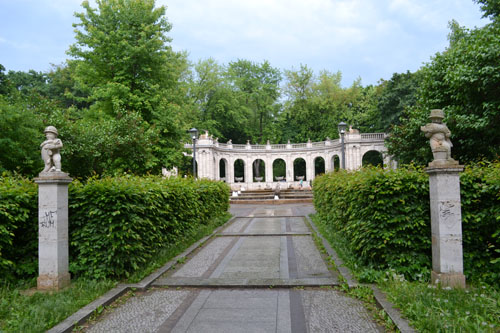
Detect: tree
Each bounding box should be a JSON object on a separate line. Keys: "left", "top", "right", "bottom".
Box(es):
{"left": 0, "top": 96, "right": 44, "bottom": 175}
{"left": 0, "top": 65, "right": 9, "bottom": 95}
{"left": 185, "top": 58, "right": 250, "bottom": 142}
{"left": 67, "top": 0, "right": 188, "bottom": 173}
{"left": 475, "top": 0, "right": 500, "bottom": 19}
{"left": 376, "top": 70, "right": 421, "bottom": 131}
{"left": 387, "top": 16, "right": 500, "bottom": 164}
{"left": 68, "top": 0, "right": 180, "bottom": 121}
{"left": 227, "top": 59, "right": 281, "bottom": 144}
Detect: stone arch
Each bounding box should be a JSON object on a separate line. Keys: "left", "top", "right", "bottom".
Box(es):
{"left": 272, "top": 158, "right": 286, "bottom": 181}
{"left": 252, "top": 158, "right": 265, "bottom": 182}
{"left": 314, "top": 156, "right": 325, "bottom": 176}
{"left": 332, "top": 155, "right": 340, "bottom": 171}
{"left": 234, "top": 159, "right": 245, "bottom": 182}
{"left": 293, "top": 157, "right": 307, "bottom": 181}
{"left": 362, "top": 150, "right": 383, "bottom": 168}
{"left": 219, "top": 158, "right": 227, "bottom": 181}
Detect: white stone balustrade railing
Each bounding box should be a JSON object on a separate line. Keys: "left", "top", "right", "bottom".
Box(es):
{"left": 189, "top": 133, "right": 386, "bottom": 151}
{"left": 361, "top": 133, "right": 385, "bottom": 140}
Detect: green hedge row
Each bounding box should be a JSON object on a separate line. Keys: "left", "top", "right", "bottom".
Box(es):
{"left": 0, "top": 175, "right": 38, "bottom": 278}
{"left": 0, "top": 175, "right": 230, "bottom": 280}
{"left": 313, "top": 162, "right": 500, "bottom": 284}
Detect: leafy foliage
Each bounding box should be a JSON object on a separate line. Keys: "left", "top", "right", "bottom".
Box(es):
{"left": 69, "top": 176, "right": 229, "bottom": 278}
{"left": 69, "top": 0, "right": 176, "bottom": 119}
{"left": 0, "top": 174, "right": 38, "bottom": 280}
{"left": 313, "top": 163, "right": 500, "bottom": 284}
{"left": 388, "top": 18, "right": 500, "bottom": 164}
{"left": 0, "top": 175, "right": 229, "bottom": 281}
{"left": 376, "top": 70, "right": 421, "bottom": 131}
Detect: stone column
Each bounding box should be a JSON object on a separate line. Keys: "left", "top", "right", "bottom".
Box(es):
{"left": 245, "top": 157, "right": 252, "bottom": 185}
{"left": 265, "top": 157, "right": 273, "bottom": 184}
{"left": 285, "top": 156, "right": 293, "bottom": 183}
{"left": 426, "top": 166, "right": 466, "bottom": 288}
{"left": 306, "top": 155, "right": 314, "bottom": 182}
{"left": 34, "top": 172, "right": 72, "bottom": 290}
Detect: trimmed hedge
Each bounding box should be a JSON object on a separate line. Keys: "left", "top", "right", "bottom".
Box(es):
{"left": 0, "top": 175, "right": 229, "bottom": 281}
{"left": 0, "top": 174, "right": 38, "bottom": 279}
{"left": 313, "top": 162, "right": 500, "bottom": 284}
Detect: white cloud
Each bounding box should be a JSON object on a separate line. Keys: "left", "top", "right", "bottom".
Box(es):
{"left": 0, "top": 0, "right": 488, "bottom": 84}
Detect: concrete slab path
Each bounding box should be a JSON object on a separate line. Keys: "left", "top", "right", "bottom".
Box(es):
{"left": 84, "top": 204, "right": 384, "bottom": 332}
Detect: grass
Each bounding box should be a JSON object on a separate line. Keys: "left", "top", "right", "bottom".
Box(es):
{"left": 380, "top": 278, "right": 499, "bottom": 332}
{"left": 0, "top": 279, "right": 115, "bottom": 332}
{"left": 310, "top": 214, "right": 500, "bottom": 332}
{"left": 0, "top": 212, "right": 231, "bottom": 332}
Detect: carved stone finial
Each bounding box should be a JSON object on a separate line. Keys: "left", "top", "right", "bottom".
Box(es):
{"left": 421, "top": 109, "right": 458, "bottom": 167}
{"left": 40, "top": 126, "right": 64, "bottom": 174}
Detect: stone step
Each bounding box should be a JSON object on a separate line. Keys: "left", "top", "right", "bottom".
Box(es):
{"left": 152, "top": 277, "right": 338, "bottom": 288}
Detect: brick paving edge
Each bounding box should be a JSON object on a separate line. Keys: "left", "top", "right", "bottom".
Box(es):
{"left": 305, "top": 215, "right": 415, "bottom": 333}
{"left": 46, "top": 215, "right": 237, "bottom": 333}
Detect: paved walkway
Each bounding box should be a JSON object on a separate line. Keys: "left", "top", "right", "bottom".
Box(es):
{"left": 84, "top": 204, "right": 383, "bottom": 332}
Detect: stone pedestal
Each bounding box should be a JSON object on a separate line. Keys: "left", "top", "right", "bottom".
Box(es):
{"left": 426, "top": 165, "right": 466, "bottom": 288}
{"left": 34, "top": 172, "right": 72, "bottom": 290}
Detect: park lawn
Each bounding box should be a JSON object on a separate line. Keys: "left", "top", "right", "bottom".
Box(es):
{"left": 0, "top": 213, "right": 231, "bottom": 332}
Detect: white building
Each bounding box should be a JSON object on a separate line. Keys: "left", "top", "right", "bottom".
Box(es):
{"left": 186, "top": 129, "right": 395, "bottom": 190}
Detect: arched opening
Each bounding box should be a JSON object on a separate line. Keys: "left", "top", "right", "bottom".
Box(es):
{"left": 234, "top": 159, "right": 245, "bottom": 182}
{"left": 219, "top": 159, "right": 227, "bottom": 181}
{"left": 314, "top": 157, "right": 325, "bottom": 176}
{"left": 293, "top": 158, "right": 306, "bottom": 181}
{"left": 362, "top": 150, "right": 384, "bottom": 168}
{"left": 332, "top": 155, "right": 340, "bottom": 171}
{"left": 272, "top": 159, "right": 286, "bottom": 181}
{"left": 252, "top": 159, "right": 265, "bottom": 182}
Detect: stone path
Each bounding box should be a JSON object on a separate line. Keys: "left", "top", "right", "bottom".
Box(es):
{"left": 84, "top": 204, "right": 384, "bottom": 332}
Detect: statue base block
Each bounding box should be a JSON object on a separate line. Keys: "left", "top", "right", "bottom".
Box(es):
{"left": 431, "top": 271, "right": 465, "bottom": 289}
{"left": 37, "top": 273, "right": 71, "bottom": 291}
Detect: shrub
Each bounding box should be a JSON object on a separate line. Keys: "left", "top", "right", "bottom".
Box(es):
{"left": 313, "top": 162, "right": 500, "bottom": 285}
{"left": 0, "top": 175, "right": 229, "bottom": 281}
{"left": 69, "top": 176, "right": 229, "bottom": 278}
{"left": 0, "top": 174, "right": 38, "bottom": 281}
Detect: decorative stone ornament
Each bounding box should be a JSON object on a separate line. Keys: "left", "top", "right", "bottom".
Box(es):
{"left": 35, "top": 126, "right": 72, "bottom": 290}
{"left": 40, "top": 126, "right": 64, "bottom": 174}
{"left": 422, "top": 109, "right": 465, "bottom": 288}
{"left": 420, "top": 109, "right": 458, "bottom": 167}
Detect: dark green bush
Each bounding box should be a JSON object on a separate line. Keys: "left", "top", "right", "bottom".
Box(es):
{"left": 0, "top": 175, "right": 229, "bottom": 281}
{"left": 69, "top": 176, "right": 229, "bottom": 279}
{"left": 313, "top": 162, "right": 500, "bottom": 284}
{"left": 0, "top": 174, "right": 38, "bottom": 281}
{"left": 460, "top": 162, "right": 500, "bottom": 283}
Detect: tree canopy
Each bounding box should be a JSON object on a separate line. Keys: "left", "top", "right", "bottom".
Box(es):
{"left": 1, "top": 0, "right": 498, "bottom": 177}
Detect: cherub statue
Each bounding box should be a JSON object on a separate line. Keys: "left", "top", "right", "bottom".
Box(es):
{"left": 40, "top": 126, "right": 63, "bottom": 173}
{"left": 420, "top": 109, "right": 457, "bottom": 165}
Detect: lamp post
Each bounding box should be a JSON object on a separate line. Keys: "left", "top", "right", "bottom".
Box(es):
{"left": 188, "top": 128, "right": 199, "bottom": 178}
{"left": 338, "top": 121, "right": 347, "bottom": 169}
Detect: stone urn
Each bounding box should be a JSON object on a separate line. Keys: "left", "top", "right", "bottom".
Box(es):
{"left": 275, "top": 176, "right": 284, "bottom": 181}
{"left": 235, "top": 177, "right": 243, "bottom": 182}
{"left": 296, "top": 176, "right": 305, "bottom": 181}
{"left": 254, "top": 177, "right": 263, "bottom": 182}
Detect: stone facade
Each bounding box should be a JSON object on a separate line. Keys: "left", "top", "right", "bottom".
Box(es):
{"left": 187, "top": 130, "right": 394, "bottom": 190}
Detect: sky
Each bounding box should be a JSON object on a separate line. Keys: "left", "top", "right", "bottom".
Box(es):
{"left": 0, "top": 0, "right": 490, "bottom": 86}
